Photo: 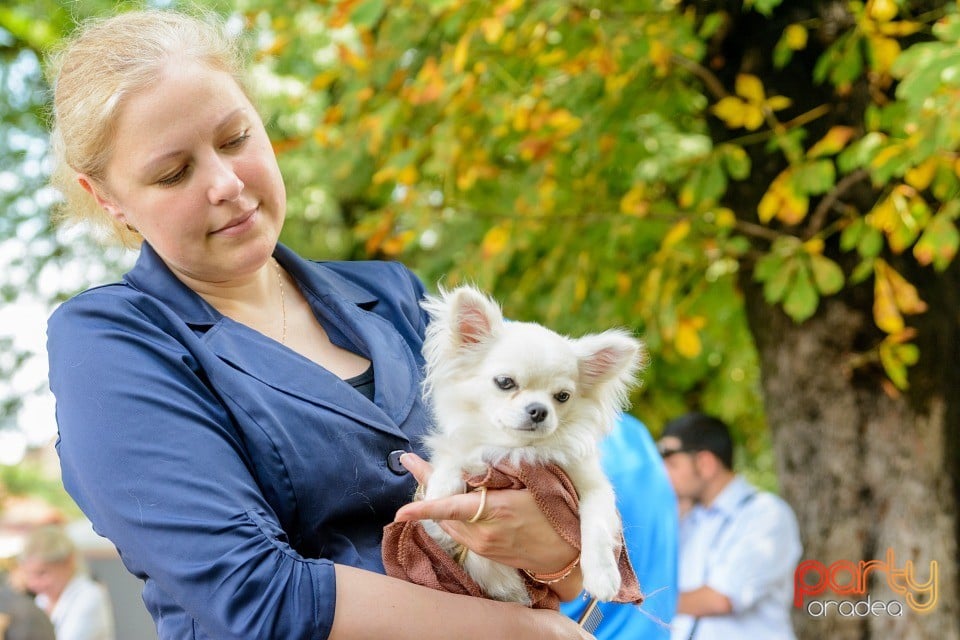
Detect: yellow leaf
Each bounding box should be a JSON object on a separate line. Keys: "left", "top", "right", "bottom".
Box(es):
{"left": 396, "top": 165, "right": 419, "bottom": 186}
{"left": 620, "top": 185, "right": 649, "bottom": 216}
{"left": 715, "top": 208, "right": 737, "bottom": 229}
{"left": 735, "top": 74, "right": 766, "bottom": 104}
{"left": 879, "top": 20, "right": 922, "bottom": 37}
{"left": 757, "top": 182, "right": 783, "bottom": 224}
{"left": 803, "top": 238, "right": 825, "bottom": 255}
{"left": 575, "top": 275, "right": 588, "bottom": 304}
{"left": 371, "top": 165, "right": 396, "bottom": 185}
{"left": 481, "top": 225, "right": 510, "bottom": 258}
{"left": 480, "top": 17, "right": 504, "bottom": 44}
{"left": 380, "top": 230, "right": 415, "bottom": 257}
{"left": 616, "top": 272, "right": 631, "bottom": 296}
{"left": 765, "top": 95, "right": 792, "bottom": 112}
{"left": 712, "top": 96, "right": 746, "bottom": 129}
{"left": 904, "top": 158, "right": 938, "bottom": 191}
{"left": 311, "top": 70, "right": 339, "bottom": 90}
{"left": 868, "top": 0, "right": 898, "bottom": 22}
{"left": 453, "top": 34, "right": 470, "bottom": 73}
{"left": 807, "top": 126, "right": 856, "bottom": 158}
{"left": 879, "top": 259, "right": 928, "bottom": 315}
{"left": 778, "top": 189, "right": 810, "bottom": 225}
{"left": 675, "top": 316, "right": 707, "bottom": 358}
{"left": 784, "top": 24, "right": 808, "bottom": 50}
{"left": 873, "top": 263, "right": 904, "bottom": 333}
{"left": 663, "top": 220, "right": 692, "bottom": 248}
{"left": 649, "top": 40, "right": 672, "bottom": 75}
{"left": 870, "top": 36, "right": 901, "bottom": 73}
{"left": 547, "top": 109, "right": 582, "bottom": 136}
{"left": 743, "top": 105, "right": 765, "bottom": 131}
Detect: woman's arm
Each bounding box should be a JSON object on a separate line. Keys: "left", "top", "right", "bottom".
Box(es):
{"left": 394, "top": 453, "right": 585, "bottom": 601}
{"left": 331, "top": 566, "right": 592, "bottom": 639}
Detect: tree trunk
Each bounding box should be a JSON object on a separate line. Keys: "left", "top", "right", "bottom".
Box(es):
{"left": 740, "top": 267, "right": 960, "bottom": 640}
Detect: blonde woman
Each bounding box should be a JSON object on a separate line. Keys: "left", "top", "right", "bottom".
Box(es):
{"left": 45, "top": 9, "right": 594, "bottom": 640}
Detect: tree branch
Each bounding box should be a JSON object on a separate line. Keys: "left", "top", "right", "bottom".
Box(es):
{"left": 803, "top": 168, "right": 870, "bottom": 239}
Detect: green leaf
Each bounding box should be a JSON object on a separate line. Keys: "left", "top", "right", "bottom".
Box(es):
{"left": 760, "top": 257, "right": 795, "bottom": 305}
{"left": 913, "top": 212, "right": 960, "bottom": 271}
{"left": 932, "top": 13, "right": 960, "bottom": 43}
{"left": 773, "top": 33, "right": 794, "bottom": 69}
{"left": 783, "top": 264, "right": 818, "bottom": 322}
{"left": 838, "top": 132, "right": 886, "bottom": 173}
{"left": 698, "top": 12, "right": 726, "bottom": 39}
{"left": 754, "top": 251, "right": 784, "bottom": 283}
{"left": 851, "top": 258, "right": 876, "bottom": 284}
{"left": 720, "top": 144, "right": 751, "bottom": 180}
{"left": 350, "top": 0, "right": 387, "bottom": 29}
{"left": 840, "top": 217, "right": 866, "bottom": 252}
{"left": 792, "top": 160, "right": 836, "bottom": 195}
{"left": 810, "top": 254, "right": 845, "bottom": 295}
{"left": 745, "top": 0, "right": 785, "bottom": 18}
{"left": 859, "top": 225, "right": 885, "bottom": 258}
{"left": 879, "top": 344, "right": 910, "bottom": 390}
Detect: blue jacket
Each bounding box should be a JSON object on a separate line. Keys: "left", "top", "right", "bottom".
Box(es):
{"left": 47, "top": 243, "right": 432, "bottom": 639}
{"left": 560, "top": 413, "right": 679, "bottom": 638}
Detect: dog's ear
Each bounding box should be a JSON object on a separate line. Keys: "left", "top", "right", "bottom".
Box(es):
{"left": 448, "top": 286, "right": 504, "bottom": 347}
{"left": 573, "top": 330, "right": 646, "bottom": 392}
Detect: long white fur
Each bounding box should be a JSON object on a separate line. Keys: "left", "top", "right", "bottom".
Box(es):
{"left": 418, "top": 285, "right": 645, "bottom": 604}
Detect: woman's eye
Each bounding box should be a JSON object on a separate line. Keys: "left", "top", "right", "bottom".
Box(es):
{"left": 157, "top": 166, "right": 188, "bottom": 186}
{"left": 494, "top": 376, "right": 516, "bottom": 391}
{"left": 223, "top": 131, "right": 250, "bottom": 150}
{"left": 554, "top": 391, "right": 570, "bottom": 403}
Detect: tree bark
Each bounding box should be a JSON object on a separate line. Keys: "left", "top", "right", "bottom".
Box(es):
{"left": 740, "top": 268, "right": 960, "bottom": 640}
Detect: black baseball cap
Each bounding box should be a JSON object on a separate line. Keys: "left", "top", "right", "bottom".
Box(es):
{"left": 658, "top": 412, "right": 734, "bottom": 469}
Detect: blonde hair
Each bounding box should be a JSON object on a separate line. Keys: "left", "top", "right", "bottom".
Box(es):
{"left": 46, "top": 9, "right": 249, "bottom": 247}
{"left": 20, "top": 525, "right": 76, "bottom": 565}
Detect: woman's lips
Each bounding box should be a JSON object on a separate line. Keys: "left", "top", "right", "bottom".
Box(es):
{"left": 212, "top": 207, "right": 259, "bottom": 236}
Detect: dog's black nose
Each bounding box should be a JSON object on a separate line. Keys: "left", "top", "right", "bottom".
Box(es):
{"left": 526, "top": 403, "right": 549, "bottom": 424}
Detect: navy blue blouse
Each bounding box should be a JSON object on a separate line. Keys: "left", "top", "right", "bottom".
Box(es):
{"left": 47, "top": 243, "right": 433, "bottom": 639}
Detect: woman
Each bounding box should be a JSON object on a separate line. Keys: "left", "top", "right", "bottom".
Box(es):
{"left": 45, "top": 9, "right": 593, "bottom": 640}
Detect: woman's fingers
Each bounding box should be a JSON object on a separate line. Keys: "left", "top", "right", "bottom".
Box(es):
{"left": 394, "top": 489, "right": 486, "bottom": 523}
{"left": 398, "top": 452, "right": 432, "bottom": 485}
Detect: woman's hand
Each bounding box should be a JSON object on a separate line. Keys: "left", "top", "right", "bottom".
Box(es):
{"left": 393, "top": 453, "right": 583, "bottom": 599}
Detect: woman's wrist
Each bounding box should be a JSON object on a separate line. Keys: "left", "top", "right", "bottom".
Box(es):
{"left": 522, "top": 553, "right": 581, "bottom": 584}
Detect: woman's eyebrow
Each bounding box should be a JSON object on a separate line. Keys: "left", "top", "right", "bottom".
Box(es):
{"left": 140, "top": 108, "right": 250, "bottom": 176}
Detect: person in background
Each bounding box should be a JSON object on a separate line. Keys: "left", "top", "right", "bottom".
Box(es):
{"left": 561, "top": 413, "right": 678, "bottom": 638}
{"left": 44, "top": 9, "right": 593, "bottom": 639}
{"left": 0, "top": 569, "right": 56, "bottom": 640}
{"left": 658, "top": 412, "right": 801, "bottom": 640}
{"left": 17, "top": 526, "right": 114, "bottom": 640}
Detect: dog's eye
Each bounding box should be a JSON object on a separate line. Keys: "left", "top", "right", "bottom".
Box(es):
{"left": 494, "top": 376, "right": 516, "bottom": 391}
{"left": 554, "top": 391, "right": 571, "bottom": 403}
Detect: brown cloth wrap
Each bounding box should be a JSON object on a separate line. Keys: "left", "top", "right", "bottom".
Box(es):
{"left": 382, "top": 460, "right": 644, "bottom": 610}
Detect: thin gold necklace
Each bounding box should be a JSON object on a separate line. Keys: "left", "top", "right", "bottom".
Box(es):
{"left": 273, "top": 258, "right": 287, "bottom": 344}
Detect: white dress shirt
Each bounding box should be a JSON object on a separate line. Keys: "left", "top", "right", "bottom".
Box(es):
{"left": 671, "top": 476, "right": 802, "bottom": 640}
{"left": 37, "top": 573, "right": 115, "bottom": 640}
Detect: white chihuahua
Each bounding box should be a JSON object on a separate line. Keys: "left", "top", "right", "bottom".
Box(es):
{"left": 419, "top": 285, "right": 644, "bottom": 605}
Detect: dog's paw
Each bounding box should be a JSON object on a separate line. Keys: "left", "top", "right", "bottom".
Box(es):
{"left": 582, "top": 567, "right": 621, "bottom": 602}
{"left": 581, "top": 550, "right": 622, "bottom": 602}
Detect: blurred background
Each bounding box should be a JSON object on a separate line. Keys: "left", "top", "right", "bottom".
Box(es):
{"left": 1, "top": 1, "right": 958, "bottom": 638}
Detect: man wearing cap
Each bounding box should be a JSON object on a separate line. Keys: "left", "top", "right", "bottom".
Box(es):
{"left": 658, "top": 412, "right": 801, "bottom": 640}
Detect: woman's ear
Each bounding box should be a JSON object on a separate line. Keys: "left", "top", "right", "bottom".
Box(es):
{"left": 77, "top": 174, "right": 126, "bottom": 224}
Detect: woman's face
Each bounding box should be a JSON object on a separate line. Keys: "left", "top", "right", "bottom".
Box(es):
{"left": 87, "top": 59, "right": 286, "bottom": 284}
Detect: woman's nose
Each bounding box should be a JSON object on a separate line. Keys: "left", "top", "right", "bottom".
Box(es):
{"left": 207, "top": 156, "right": 244, "bottom": 204}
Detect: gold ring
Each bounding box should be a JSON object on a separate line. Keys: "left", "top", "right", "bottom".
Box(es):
{"left": 467, "top": 486, "right": 488, "bottom": 523}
